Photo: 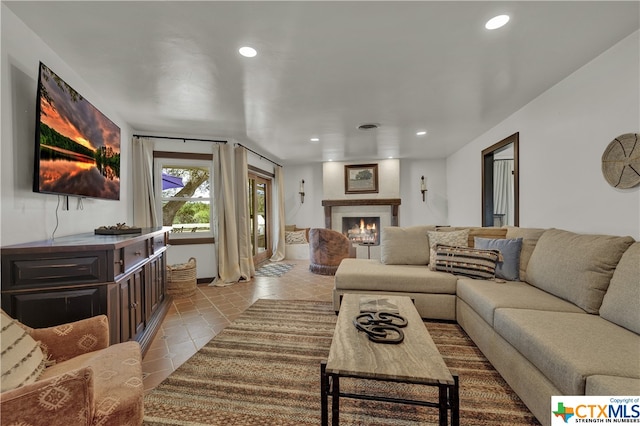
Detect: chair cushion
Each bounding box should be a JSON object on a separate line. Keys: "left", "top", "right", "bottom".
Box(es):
{"left": 474, "top": 237, "right": 522, "bottom": 281}
{"left": 433, "top": 244, "right": 500, "bottom": 280}
{"left": 599, "top": 242, "right": 640, "bottom": 334}
{"left": 1, "top": 310, "right": 46, "bottom": 392}
{"left": 494, "top": 309, "right": 640, "bottom": 395}
{"left": 380, "top": 225, "right": 435, "bottom": 265}
{"left": 40, "top": 340, "right": 143, "bottom": 426}
{"left": 427, "top": 229, "right": 469, "bottom": 270}
{"left": 526, "top": 229, "right": 635, "bottom": 313}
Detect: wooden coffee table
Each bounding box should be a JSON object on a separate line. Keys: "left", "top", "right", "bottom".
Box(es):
{"left": 320, "top": 294, "right": 459, "bottom": 426}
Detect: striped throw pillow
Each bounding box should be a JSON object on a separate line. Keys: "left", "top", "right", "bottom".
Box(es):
{"left": 1, "top": 310, "right": 46, "bottom": 392}
{"left": 434, "top": 244, "right": 501, "bottom": 280}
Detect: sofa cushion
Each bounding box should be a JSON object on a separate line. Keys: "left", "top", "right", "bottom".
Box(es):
{"left": 526, "top": 229, "right": 635, "bottom": 314}
{"left": 427, "top": 229, "right": 469, "bottom": 270}
{"left": 585, "top": 375, "right": 640, "bottom": 396}
{"left": 335, "top": 259, "right": 457, "bottom": 294}
{"left": 380, "top": 225, "right": 435, "bottom": 265}
{"left": 494, "top": 309, "right": 640, "bottom": 395}
{"left": 40, "top": 340, "right": 144, "bottom": 426}
{"left": 1, "top": 310, "right": 46, "bottom": 392}
{"left": 433, "top": 245, "right": 500, "bottom": 280}
{"left": 474, "top": 237, "right": 522, "bottom": 281}
{"left": 504, "top": 226, "right": 546, "bottom": 282}
{"left": 599, "top": 242, "right": 640, "bottom": 334}
{"left": 457, "top": 279, "right": 585, "bottom": 326}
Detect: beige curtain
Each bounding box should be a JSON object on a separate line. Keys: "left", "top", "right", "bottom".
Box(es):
{"left": 212, "top": 144, "right": 254, "bottom": 285}
{"left": 235, "top": 146, "right": 255, "bottom": 279}
{"left": 270, "top": 166, "right": 286, "bottom": 261}
{"left": 214, "top": 144, "right": 242, "bottom": 284}
{"left": 132, "top": 136, "right": 160, "bottom": 227}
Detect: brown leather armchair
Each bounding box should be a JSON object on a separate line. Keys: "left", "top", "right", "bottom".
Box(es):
{"left": 309, "top": 228, "right": 356, "bottom": 275}
{"left": 0, "top": 313, "right": 144, "bottom": 426}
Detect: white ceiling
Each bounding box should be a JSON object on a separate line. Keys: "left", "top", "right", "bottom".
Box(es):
{"left": 5, "top": 1, "right": 639, "bottom": 165}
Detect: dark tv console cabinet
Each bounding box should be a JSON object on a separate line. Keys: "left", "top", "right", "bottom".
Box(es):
{"left": 1, "top": 227, "right": 171, "bottom": 356}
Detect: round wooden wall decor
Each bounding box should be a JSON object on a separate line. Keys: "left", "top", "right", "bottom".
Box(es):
{"left": 601, "top": 133, "right": 640, "bottom": 189}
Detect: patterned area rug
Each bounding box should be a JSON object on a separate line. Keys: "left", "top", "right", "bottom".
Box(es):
{"left": 143, "top": 299, "right": 541, "bottom": 425}
{"left": 254, "top": 262, "right": 295, "bottom": 277}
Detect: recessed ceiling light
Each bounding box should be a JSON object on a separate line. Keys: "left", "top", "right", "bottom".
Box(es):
{"left": 310, "top": 137, "right": 320, "bottom": 142}
{"left": 416, "top": 131, "right": 427, "bottom": 136}
{"left": 239, "top": 46, "right": 257, "bottom": 57}
{"left": 485, "top": 15, "right": 510, "bottom": 30}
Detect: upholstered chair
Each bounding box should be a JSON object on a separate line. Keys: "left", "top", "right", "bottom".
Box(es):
{"left": 0, "top": 311, "right": 144, "bottom": 425}
{"left": 309, "top": 228, "right": 356, "bottom": 275}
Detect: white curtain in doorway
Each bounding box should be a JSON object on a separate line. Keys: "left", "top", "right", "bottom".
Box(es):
{"left": 270, "top": 166, "right": 286, "bottom": 261}
{"left": 493, "top": 159, "right": 514, "bottom": 226}
{"left": 132, "top": 136, "right": 160, "bottom": 227}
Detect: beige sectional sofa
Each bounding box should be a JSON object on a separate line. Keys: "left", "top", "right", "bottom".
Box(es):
{"left": 333, "top": 225, "right": 640, "bottom": 426}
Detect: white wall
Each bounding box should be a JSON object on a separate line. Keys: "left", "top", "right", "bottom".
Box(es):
{"left": 1, "top": 5, "right": 133, "bottom": 246}
{"left": 323, "top": 159, "right": 400, "bottom": 200}
{"left": 447, "top": 31, "right": 640, "bottom": 239}
{"left": 284, "top": 158, "right": 449, "bottom": 228}
{"left": 283, "top": 163, "right": 325, "bottom": 228}
{"left": 399, "top": 159, "right": 448, "bottom": 227}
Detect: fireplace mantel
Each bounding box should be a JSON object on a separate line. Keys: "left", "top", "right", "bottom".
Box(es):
{"left": 321, "top": 198, "right": 401, "bottom": 229}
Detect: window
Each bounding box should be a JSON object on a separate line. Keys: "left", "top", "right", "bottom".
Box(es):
{"left": 154, "top": 154, "right": 214, "bottom": 244}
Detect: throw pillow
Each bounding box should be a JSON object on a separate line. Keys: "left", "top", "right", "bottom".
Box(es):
{"left": 433, "top": 244, "right": 501, "bottom": 279}
{"left": 285, "top": 230, "right": 307, "bottom": 244}
{"left": 380, "top": 226, "right": 435, "bottom": 265}
{"left": 285, "top": 224, "right": 296, "bottom": 232}
{"left": 427, "top": 229, "right": 469, "bottom": 270}
{"left": 474, "top": 237, "right": 523, "bottom": 281}
{"left": 1, "top": 310, "right": 46, "bottom": 392}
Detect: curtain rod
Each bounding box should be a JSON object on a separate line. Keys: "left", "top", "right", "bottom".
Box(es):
{"left": 133, "top": 134, "right": 227, "bottom": 144}
{"left": 235, "top": 143, "right": 282, "bottom": 168}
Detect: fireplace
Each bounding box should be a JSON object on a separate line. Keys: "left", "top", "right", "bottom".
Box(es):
{"left": 342, "top": 217, "right": 380, "bottom": 245}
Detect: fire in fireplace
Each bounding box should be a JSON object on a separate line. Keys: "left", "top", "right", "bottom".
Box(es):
{"left": 342, "top": 217, "right": 380, "bottom": 245}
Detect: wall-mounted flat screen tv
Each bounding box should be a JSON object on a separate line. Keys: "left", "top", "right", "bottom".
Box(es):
{"left": 33, "top": 62, "right": 120, "bottom": 200}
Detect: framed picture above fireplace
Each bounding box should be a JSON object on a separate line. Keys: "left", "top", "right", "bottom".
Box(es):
{"left": 345, "top": 163, "right": 379, "bottom": 194}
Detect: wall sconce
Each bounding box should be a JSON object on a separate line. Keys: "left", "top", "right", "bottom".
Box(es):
{"left": 299, "top": 179, "right": 305, "bottom": 204}
{"left": 421, "top": 176, "right": 427, "bottom": 202}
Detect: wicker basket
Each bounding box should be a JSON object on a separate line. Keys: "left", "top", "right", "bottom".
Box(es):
{"left": 167, "top": 257, "right": 197, "bottom": 298}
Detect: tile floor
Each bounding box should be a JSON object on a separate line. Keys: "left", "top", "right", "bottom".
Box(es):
{"left": 141, "top": 259, "right": 334, "bottom": 392}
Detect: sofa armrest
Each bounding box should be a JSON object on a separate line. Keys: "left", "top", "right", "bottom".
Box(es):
{"left": 0, "top": 367, "right": 94, "bottom": 425}
{"left": 28, "top": 315, "right": 110, "bottom": 362}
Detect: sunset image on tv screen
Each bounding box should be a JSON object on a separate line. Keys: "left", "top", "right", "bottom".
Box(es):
{"left": 36, "top": 63, "right": 120, "bottom": 200}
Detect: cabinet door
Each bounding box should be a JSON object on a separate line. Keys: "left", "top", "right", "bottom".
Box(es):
{"left": 119, "top": 268, "right": 145, "bottom": 342}
{"left": 4, "top": 287, "right": 104, "bottom": 328}
{"left": 146, "top": 253, "right": 166, "bottom": 321}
